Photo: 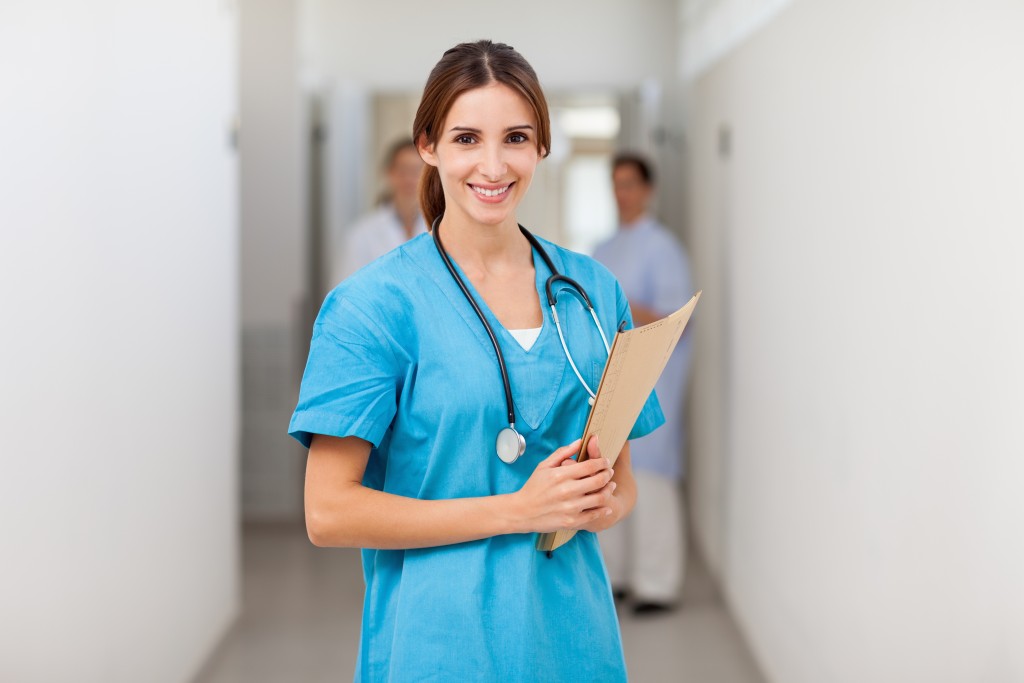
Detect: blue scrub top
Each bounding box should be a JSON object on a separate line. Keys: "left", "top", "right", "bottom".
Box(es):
{"left": 289, "top": 232, "right": 664, "bottom": 683}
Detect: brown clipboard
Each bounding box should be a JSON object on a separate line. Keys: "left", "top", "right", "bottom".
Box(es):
{"left": 536, "top": 291, "right": 701, "bottom": 552}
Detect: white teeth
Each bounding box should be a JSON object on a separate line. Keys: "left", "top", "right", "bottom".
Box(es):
{"left": 472, "top": 185, "right": 510, "bottom": 198}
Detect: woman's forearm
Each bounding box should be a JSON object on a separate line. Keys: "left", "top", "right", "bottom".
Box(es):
{"left": 306, "top": 484, "right": 523, "bottom": 549}
{"left": 305, "top": 434, "right": 616, "bottom": 549}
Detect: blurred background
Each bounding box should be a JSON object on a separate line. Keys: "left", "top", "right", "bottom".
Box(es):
{"left": 2, "top": 1, "right": 1023, "bottom": 682}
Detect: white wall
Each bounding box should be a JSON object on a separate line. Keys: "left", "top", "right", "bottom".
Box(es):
{"left": 0, "top": 3, "right": 239, "bottom": 682}
{"left": 298, "top": 0, "right": 678, "bottom": 91}
{"left": 685, "top": 0, "right": 1024, "bottom": 681}
{"left": 239, "top": 0, "right": 309, "bottom": 521}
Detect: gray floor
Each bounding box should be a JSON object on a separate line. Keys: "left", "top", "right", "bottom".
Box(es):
{"left": 194, "top": 523, "right": 766, "bottom": 683}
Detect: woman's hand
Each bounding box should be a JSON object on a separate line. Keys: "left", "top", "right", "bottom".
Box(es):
{"left": 576, "top": 436, "right": 631, "bottom": 533}
{"left": 509, "top": 437, "right": 618, "bottom": 534}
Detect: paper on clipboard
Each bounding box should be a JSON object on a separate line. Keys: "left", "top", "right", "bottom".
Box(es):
{"left": 536, "top": 291, "right": 701, "bottom": 553}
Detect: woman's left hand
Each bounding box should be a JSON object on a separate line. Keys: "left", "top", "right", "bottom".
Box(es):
{"left": 576, "top": 437, "right": 635, "bottom": 533}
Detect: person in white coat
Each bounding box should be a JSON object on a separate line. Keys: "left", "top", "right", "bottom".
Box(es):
{"left": 339, "top": 138, "right": 427, "bottom": 281}
{"left": 594, "top": 152, "right": 694, "bottom": 614}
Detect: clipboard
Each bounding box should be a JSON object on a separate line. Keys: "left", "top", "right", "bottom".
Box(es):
{"left": 536, "top": 291, "right": 701, "bottom": 552}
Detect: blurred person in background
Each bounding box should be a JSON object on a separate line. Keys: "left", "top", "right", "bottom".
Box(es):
{"left": 595, "top": 152, "right": 694, "bottom": 615}
{"left": 290, "top": 40, "right": 664, "bottom": 682}
{"left": 339, "top": 137, "right": 426, "bottom": 280}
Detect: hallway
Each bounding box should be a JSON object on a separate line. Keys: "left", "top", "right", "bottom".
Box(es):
{"left": 7, "top": 3, "right": 1024, "bottom": 681}
{"left": 194, "top": 524, "right": 766, "bottom": 683}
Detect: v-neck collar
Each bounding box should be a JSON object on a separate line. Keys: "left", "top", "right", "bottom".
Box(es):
{"left": 409, "top": 233, "right": 570, "bottom": 431}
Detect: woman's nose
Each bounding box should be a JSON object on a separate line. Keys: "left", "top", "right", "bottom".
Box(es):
{"left": 478, "top": 144, "right": 507, "bottom": 181}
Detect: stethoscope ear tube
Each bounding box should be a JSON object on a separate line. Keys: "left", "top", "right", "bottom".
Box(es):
{"left": 544, "top": 273, "right": 592, "bottom": 308}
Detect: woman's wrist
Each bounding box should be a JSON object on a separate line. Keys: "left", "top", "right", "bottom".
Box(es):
{"left": 491, "top": 492, "right": 527, "bottom": 535}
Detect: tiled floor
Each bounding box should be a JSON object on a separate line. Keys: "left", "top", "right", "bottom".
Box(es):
{"left": 193, "top": 523, "right": 766, "bottom": 683}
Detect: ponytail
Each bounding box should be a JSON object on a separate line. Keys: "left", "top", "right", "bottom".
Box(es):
{"left": 420, "top": 165, "right": 445, "bottom": 229}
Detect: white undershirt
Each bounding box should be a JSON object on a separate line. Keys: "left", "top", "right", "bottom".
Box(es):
{"left": 507, "top": 326, "right": 542, "bottom": 351}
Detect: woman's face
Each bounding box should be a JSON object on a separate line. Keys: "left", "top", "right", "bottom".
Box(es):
{"left": 419, "top": 82, "right": 542, "bottom": 229}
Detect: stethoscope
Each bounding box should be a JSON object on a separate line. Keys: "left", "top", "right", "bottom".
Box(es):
{"left": 431, "top": 215, "right": 612, "bottom": 464}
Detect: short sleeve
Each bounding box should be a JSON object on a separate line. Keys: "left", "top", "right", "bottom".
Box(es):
{"left": 288, "top": 298, "right": 401, "bottom": 449}
{"left": 612, "top": 279, "right": 666, "bottom": 441}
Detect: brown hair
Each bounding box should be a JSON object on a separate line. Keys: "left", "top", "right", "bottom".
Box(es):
{"left": 412, "top": 40, "right": 551, "bottom": 227}
{"left": 613, "top": 152, "right": 656, "bottom": 187}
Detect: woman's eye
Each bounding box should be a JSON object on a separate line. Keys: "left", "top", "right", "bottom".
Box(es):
{"left": 455, "top": 135, "right": 475, "bottom": 144}
{"left": 507, "top": 133, "right": 528, "bottom": 144}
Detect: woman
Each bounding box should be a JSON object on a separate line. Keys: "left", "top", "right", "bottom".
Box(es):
{"left": 289, "top": 40, "right": 664, "bottom": 682}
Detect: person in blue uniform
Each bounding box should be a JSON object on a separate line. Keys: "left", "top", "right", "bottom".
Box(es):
{"left": 289, "top": 40, "right": 663, "bottom": 683}
{"left": 594, "top": 153, "right": 694, "bottom": 615}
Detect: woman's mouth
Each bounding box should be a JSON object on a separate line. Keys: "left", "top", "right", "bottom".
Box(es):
{"left": 471, "top": 183, "right": 512, "bottom": 199}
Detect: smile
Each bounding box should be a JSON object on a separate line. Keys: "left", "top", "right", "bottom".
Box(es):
{"left": 471, "top": 184, "right": 511, "bottom": 198}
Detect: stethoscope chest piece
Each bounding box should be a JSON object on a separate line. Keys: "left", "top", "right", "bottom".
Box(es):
{"left": 496, "top": 426, "right": 526, "bottom": 464}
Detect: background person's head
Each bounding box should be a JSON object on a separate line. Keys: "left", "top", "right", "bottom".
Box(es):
{"left": 381, "top": 138, "right": 423, "bottom": 215}
{"left": 612, "top": 153, "right": 655, "bottom": 225}
{"left": 413, "top": 40, "right": 552, "bottom": 227}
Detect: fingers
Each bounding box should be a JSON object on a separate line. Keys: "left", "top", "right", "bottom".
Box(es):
{"left": 554, "top": 486, "right": 615, "bottom": 532}
{"left": 540, "top": 436, "right": 607, "bottom": 471}
{"left": 523, "top": 438, "right": 618, "bottom": 532}
{"left": 582, "top": 480, "right": 617, "bottom": 509}
{"left": 560, "top": 454, "right": 611, "bottom": 481}
{"left": 577, "top": 504, "right": 615, "bottom": 532}
{"left": 578, "top": 479, "right": 619, "bottom": 531}
{"left": 554, "top": 452, "right": 613, "bottom": 499}
{"left": 539, "top": 439, "right": 582, "bottom": 468}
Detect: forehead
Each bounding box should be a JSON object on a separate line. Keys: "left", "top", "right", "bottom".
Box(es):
{"left": 613, "top": 163, "right": 645, "bottom": 183}
{"left": 444, "top": 83, "right": 536, "bottom": 128}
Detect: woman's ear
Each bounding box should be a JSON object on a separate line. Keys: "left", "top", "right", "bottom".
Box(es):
{"left": 416, "top": 133, "right": 438, "bottom": 168}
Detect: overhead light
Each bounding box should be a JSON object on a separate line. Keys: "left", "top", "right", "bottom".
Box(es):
{"left": 558, "top": 106, "right": 620, "bottom": 139}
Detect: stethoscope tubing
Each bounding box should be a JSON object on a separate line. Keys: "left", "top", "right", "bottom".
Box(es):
{"left": 432, "top": 221, "right": 517, "bottom": 429}
{"left": 431, "top": 214, "right": 612, "bottom": 461}
{"left": 553, "top": 303, "right": 611, "bottom": 404}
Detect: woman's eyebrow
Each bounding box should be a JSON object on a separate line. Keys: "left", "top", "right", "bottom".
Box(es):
{"left": 447, "top": 124, "right": 535, "bottom": 133}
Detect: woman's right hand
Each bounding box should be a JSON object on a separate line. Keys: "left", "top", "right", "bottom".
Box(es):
{"left": 509, "top": 437, "right": 616, "bottom": 534}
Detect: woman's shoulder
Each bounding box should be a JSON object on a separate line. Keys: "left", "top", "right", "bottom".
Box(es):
{"left": 317, "top": 234, "right": 434, "bottom": 334}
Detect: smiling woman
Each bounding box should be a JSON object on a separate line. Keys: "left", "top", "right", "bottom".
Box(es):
{"left": 289, "top": 39, "right": 664, "bottom": 683}
{"left": 418, "top": 82, "right": 540, "bottom": 231}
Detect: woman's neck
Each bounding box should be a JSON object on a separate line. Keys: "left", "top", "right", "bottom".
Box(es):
{"left": 437, "top": 213, "right": 542, "bottom": 329}
{"left": 438, "top": 215, "right": 531, "bottom": 276}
